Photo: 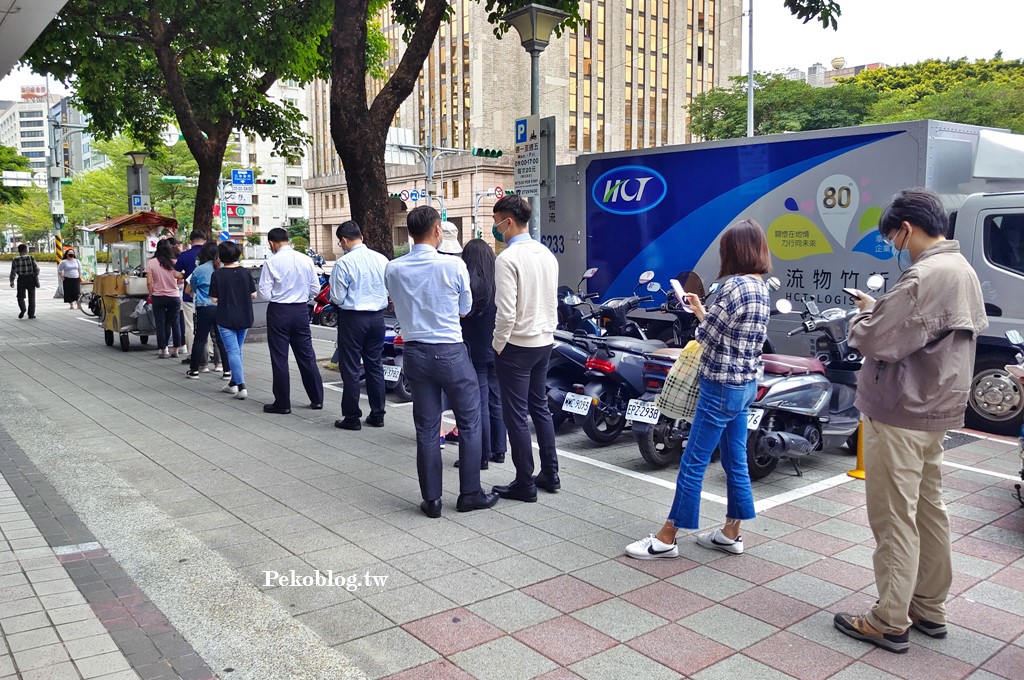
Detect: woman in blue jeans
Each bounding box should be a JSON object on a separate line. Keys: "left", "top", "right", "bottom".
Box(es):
{"left": 626, "top": 220, "right": 771, "bottom": 559}
{"left": 209, "top": 241, "right": 256, "bottom": 400}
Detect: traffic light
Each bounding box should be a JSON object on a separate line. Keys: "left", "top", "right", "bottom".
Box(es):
{"left": 504, "top": 188, "right": 519, "bottom": 195}
{"left": 389, "top": 193, "right": 403, "bottom": 199}
{"left": 161, "top": 175, "right": 189, "bottom": 183}
{"left": 256, "top": 178, "right": 277, "bottom": 184}
{"left": 472, "top": 148, "right": 503, "bottom": 158}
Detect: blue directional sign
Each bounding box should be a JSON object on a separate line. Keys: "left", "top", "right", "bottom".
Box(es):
{"left": 515, "top": 118, "right": 528, "bottom": 144}
{"left": 409, "top": 189, "right": 421, "bottom": 201}
{"left": 218, "top": 230, "right": 231, "bottom": 241}
{"left": 231, "top": 169, "right": 254, "bottom": 185}
{"left": 131, "top": 195, "right": 143, "bottom": 210}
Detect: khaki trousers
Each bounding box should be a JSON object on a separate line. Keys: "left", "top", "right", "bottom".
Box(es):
{"left": 182, "top": 300, "right": 195, "bottom": 353}
{"left": 863, "top": 416, "right": 952, "bottom": 634}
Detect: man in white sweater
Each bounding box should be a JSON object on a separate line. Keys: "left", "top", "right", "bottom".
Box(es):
{"left": 490, "top": 195, "right": 561, "bottom": 502}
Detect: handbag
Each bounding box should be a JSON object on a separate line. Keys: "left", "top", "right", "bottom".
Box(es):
{"left": 656, "top": 340, "right": 703, "bottom": 422}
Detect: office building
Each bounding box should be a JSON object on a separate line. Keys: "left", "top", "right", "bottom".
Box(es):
{"left": 0, "top": 86, "right": 61, "bottom": 175}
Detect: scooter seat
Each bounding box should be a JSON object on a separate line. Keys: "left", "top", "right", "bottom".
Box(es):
{"left": 603, "top": 338, "right": 667, "bottom": 353}
{"left": 761, "top": 354, "right": 826, "bottom": 375}
{"left": 652, "top": 347, "right": 684, "bottom": 360}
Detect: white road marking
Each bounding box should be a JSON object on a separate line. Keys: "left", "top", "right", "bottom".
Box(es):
{"left": 77, "top": 317, "right": 102, "bottom": 326}
{"left": 949, "top": 428, "right": 1019, "bottom": 445}
{"left": 323, "top": 380, "right": 413, "bottom": 407}
{"left": 941, "top": 460, "right": 1021, "bottom": 481}
{"left": 53, "top": 541, "right": 103, "bottom": 554}
{"left": 753, "top": 473, "right": 855, "bottom": 512}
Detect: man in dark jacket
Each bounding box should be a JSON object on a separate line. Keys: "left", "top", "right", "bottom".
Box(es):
{"left": 9, "top": 244, "right": 40, "bottom": 319}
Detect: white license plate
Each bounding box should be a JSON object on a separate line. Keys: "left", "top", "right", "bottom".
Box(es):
{"left": 747, "top": 408, "right": 765, "bottom": 431}
{"left": 382, "top": 364, "right": 402, "bottom": 382}
{"left": 562, "top": 392, "right": 593, "bottom": 416}
{"left": 625, "top": 399, "right": 660, "bottom": 424}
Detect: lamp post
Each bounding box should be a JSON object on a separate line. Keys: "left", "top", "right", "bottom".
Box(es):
{"left": 125, "top": 151, "right": 150, "bottom": 214}
{"left": 502, "top": 3, "right": 568, "bottom": 240}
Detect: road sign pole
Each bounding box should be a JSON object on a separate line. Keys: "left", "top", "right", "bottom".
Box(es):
{"left": 219, "top": 179, "right": 228, "bottom": 232}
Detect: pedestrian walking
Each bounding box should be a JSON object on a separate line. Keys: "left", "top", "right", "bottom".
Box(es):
{"left": 489, "top": 195, "right": 560, "bottom": 503}
{"left": 57, "top": 250, "right": 82, "bottom": 310}
{"left": 176, "top": 231, "right": 206, "bottom": 364}
{"left": 331, "top": 221, "right": 390, "bottom": 431}
{"left": 625, "top": 219, "right": 770, "bottom": 560}
{"left": 8, "top": 244, "right": 39, "bottom": 319}
{"left": 384, "top": 205, "right": 499, "bottom": 518}
{"left": 259, "top": 227, "right": 324, "bottom": 414}
{"left": 210, "top": 241, "right": 256, "bottom": 399}
{"left": 832, "top": 188, "right": 988, "bottom": 653}
{"left": 185, "top": 242, "right": 229, "bottom": 379}
{"left": 457, "top": 238, "right": 507, "bottom": 468}
{"left": 146, "top": 239, "right": 184, "bottom": 358}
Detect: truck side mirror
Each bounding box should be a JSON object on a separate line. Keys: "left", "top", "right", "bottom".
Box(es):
{"left": 766, "top": 276, "right": 781, "bottom": 291}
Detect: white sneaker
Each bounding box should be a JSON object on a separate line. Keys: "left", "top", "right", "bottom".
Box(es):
{"left": 214, "top": 364, "right": 223, "bottom": 372}
{"left": 625, "top": 534, "right": 679, "bottom": 560}
{"left": 696, "top": 529, "right": 744, "bottom": 555}
{"left": 222, "top": 383, "right": 238, "bottom": 395}
{"left": 234, "top": 388, "right": 247, "bottom": 400}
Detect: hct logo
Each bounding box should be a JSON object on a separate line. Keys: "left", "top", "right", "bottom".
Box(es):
{"left": 592, "top": 165, "right": 667, "bottom": 215}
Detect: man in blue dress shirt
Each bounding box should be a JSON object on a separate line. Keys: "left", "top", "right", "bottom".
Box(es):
{"left": 331, "top": 221, "right": 390, "bottom": 431}
{"left": 385, "top": 206, "right": 499, "bottom": 518}
{"left": 259, "top": 227, "right": 324, "bottom": 414}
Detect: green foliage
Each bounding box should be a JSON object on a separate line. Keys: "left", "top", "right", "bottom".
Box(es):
{"left": 245, "top": 233, "right": 262, "bottom": 246}
{"left": 0, "top": 187, "right": 53, "bottom": 244}
{"left": 0, "top": 145, "right": 31, "bottom": 206}
{"left": 288, "top": 218, "right": 310, "bottom": 241}
{"left": 291, "top": 235, "right": 309, "bottom": 251}
{"left": 782, "top": 0, "right": 842, "bottom": 29}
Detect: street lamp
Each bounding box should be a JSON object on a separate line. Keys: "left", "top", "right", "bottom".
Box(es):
{"left": 125, "top": 151, "right": 150, "bottom": 213}
{"left": 502, "top": 3, "right": 568, "bottom": 240}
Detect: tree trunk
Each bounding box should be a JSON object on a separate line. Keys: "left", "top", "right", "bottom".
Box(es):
{"left": 334, "top": 125, "right": 391, "bottom": 254}
{"left": 193, "top": 155, "right": 224, "bottom": 238}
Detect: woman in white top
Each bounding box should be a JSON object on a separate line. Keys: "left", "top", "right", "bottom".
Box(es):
{"left": 57, "top": 250, "right": 82, "bottom": 310}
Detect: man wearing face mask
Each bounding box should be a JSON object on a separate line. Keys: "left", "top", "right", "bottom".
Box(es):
{"left": 833, "top": 188, "right": 988, "bottom": 654}
{"left": 384, "top": 205, "right": 499, "bottom": 518}
{"left": 259, "top": 227, "right": 325, "bottom": 414}
{"left": 489, "top": 195, "right": 560, "bottom": 503}
{"left": 331, "top": 221, "right": 390, "bottom": 430}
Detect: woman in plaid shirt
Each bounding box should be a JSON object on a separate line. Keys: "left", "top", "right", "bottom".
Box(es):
{"left": 627, "top": 220, "right": 771, "bottom": 560}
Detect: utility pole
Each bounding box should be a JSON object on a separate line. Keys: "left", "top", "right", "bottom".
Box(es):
{"left": 746, "top": 0, "right": 755, "bottom": 138}
{"left": 473, "top": 189, "right": 496, "bottom": 238}
{"left": 45, "top": 80, "right": 86, "bottom": 259}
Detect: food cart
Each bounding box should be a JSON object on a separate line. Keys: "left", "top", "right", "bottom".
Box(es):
{"left": 80, "top": 212, "right": 179, "bottom": 351}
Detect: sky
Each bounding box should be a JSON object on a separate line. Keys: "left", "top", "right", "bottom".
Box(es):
{"left": 2, "top": 0, "right": 1024, "bottom": 100}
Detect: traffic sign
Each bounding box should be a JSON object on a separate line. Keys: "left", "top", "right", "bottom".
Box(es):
{"left": 514, "top": 115, "right": 540, "bottom": 198}
{"left": 218, "top": 230, "right": 231, "bottom": 241}
{"left": 231, "top": 183, "right": 255, "bottom": 193}
{"left": 231, "top": 169, "right": 254, "bottom": 185}
{"left": 131, "top": 195, "right": 143, "bottom": 210}
{"left": 399, "top": 189, "right": 410, "bottom": 201}
{"left": 213, "top": 205, "right": 246, "bottom": 217}
{"left": 494, "top": 186, "right": 504, "bottom": 199}
{"left": 409, "top": 189, "right": 421, "bottom": 201}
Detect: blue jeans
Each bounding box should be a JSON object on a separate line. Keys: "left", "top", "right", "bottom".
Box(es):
{"left": 668, "top": 377, "right": 758, "bottom": 530}
{"left": 218, "top": 328, "right": 248, "bottom": 386}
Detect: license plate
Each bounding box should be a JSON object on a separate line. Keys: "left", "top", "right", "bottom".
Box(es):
{"left": 382, "top": 364, "right": 402, "bottom": 382}
{"left": 562, "top": 392, "right": 593, "bottom": 415}
{"left": 625, "top": 399, "right": 660, "bottom": 424}
{"left": 747, "top": 408, "right": 765, "bottom": 431}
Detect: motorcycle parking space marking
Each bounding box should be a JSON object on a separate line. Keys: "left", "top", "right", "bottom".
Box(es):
{"left": 323, "top": 380, "right": 414, "bottom": 407}
{"left": 752, "top": 473, "right": 856, "bottom": 513}
{"left": 77, "top": 317, "right": 101, "bottom": 325}
{"left": 941, "top": 460, "right": 1020, "bottom": 481}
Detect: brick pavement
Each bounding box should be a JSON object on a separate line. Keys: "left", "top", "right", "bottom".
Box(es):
{"left": 0, "top": 267, "right": 1022, "bottom": 679}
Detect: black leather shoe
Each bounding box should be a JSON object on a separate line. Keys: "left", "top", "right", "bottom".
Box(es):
{"left": 490, "top": 452, "right": 506, "bottom": 464}
{"left": 263, "top": 404, "right": 292, "bottom": 415}
{"left": 456, "top": 492, "right": 499, "bottom": 512}
{"left": 454, "top": 459, "right": 489, "bottom": 470}
{"left": 310, "top": 403, "right": 323, "bottom": 410}
{"left": 335, "top": 418, "right": 361, "bottom": 431}
{"left": 535, "top": 473, "right": 561, "bottom": 493}
{"left": 365, "top": 416, "right": 384, "bottom": 428}
{"left": 420, "top": 499, "right": 442, "bottom": 518}
{"left": 491, "top": 482, "right": 538, "bottom": 503}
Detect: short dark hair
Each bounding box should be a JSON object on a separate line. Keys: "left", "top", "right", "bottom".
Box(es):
{"left": 167, "top": 237, "right": 181, "bottom": 247}
{"left": 63, "top": 250, "right": 75, "bottom": 259}
{"left": 267, "top": 227, "right": 290, "bottom": 244}
{"left": 718, "top": 219, "right": 772, "bottom": 278}
{"left": 336, "top": 221, "right": 362, "bottom": 242}
{"left": 189, "top": 230, "right": 206, "bottom": 243}
{"left": 879, "top": 187, "right": 948, "bottom": 238}
{"left": 407, "top": 206, "right": 440, "bottom": 238}
{"left": 17, "top": 244, "right": 27, "bottom": 253}
{"left": 493, "top": 194, "right": 531, "bottom": 226}
{"left": 198, "top": 241, "right": 219, "bottom": 265}
{"left": 218, "top": 240, "right": 242, "bottom": 264}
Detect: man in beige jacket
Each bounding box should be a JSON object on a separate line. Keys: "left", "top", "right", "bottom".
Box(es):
{"left": 834, "top": 188, "right": 988, "bottom": 653}
{"left": 490, "top": 194, "right": 561, "bottom": 502}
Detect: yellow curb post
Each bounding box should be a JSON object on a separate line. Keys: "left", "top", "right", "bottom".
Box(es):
{"left": 54, "top": 234, "right": 63, "bottom": 263}
{"left": 847, "top": 418, "right": 866, "bottom": 479}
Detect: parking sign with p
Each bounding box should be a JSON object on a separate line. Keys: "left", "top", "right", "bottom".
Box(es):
{"left": 515, "top": 118, "right": 528, "bottom": 145}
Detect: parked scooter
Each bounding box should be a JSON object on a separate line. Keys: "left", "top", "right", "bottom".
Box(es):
{"left": 310, "top": 281, "right": 340, "bottom": 328}
{"left": 744, "top": 274, "right": 885, "bottom": 480}
{"left": 557, "top": 267, "right": 602, "bottom": 335}
{"left": 382, "top": 321, "right": 411, "bottom": 402}
{"left": 1003, "top": 329, "right": 1024, "bottom": 506}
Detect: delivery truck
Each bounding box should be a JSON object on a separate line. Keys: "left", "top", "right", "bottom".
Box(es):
{"left": 541, "top": 120, "right": 1024, "bottom": 435}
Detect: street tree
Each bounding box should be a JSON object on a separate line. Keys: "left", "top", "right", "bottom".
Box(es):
{"left": 0, "top": 145, "right": 31, "bottom": 206}
{"left": 0, "top": 186, "right": 53, "bottom": 246}
{"left": 22, "top": 1, "right": 332, "bottom": 238}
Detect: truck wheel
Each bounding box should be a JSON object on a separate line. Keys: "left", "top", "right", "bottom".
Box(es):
{"left": 966, "top": 354, "right": 1024, "bottom": 436}
{"left": 746, "top": 428, "right": 779, "bottom": 481}
{"left": 119, "top": 333, "right": 130, "bottom": 352}
{"left": 582, "top": 392, "right": 627, "bottom": 444}
{"left": 321, "top": 308, "right": 339, "bottom": 328}
{"left": 104, "top": 330, "right": 114, "bottom": 346}
{"left": 635, "top": 417, "right": 684, "bottom": 468}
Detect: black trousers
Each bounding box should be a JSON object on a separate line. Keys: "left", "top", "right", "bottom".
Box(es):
{"left": 475, "top": 360, "right": 508, "bottom": 459}
{"left": 337, "top": 310, "right": 386, "bottom": 420}
{"left": 267, "top": 302, "right": 324, "bottom": 408}
{"left": 16, "top": 275, "right": 37, "bottom": 317}
{"left": 190, "top": 306, "right": 228, "bottom": 372}
{"left": 403, "top": 342, "right": 482, "bottom": 501}
{"left": 496, "top": 343, "right": 558, "bottom": 485}
{"left": 152, "top": 295, "right": 182, "bottom": 350}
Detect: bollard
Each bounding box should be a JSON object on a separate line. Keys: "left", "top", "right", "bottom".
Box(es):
{"left": 54, "top": 234, "right": 63, "bottom": 263}
{"left": 847, "top": 419, "right": 866, "bottom": 479}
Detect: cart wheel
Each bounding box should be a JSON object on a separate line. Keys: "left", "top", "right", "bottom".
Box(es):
{"left": 104, "top": 330, "right": 114, "bottom": 346}
{"left": 140, "top": 335, "right": 149, "bottom": 345}
{"left": 120, "top": 333, "right": 130, "bottom": 352}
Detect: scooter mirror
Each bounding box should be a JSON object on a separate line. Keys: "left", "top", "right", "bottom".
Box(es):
{"left": 638, "top": 270, "right": 655, "bottom": 285}
{"left": 646, "top": 282, "right": 662, "bottom": 293}
{"left": 708, "top": 282, "right": 721, "bottom": 295}
{"left": 582, "top": 267, "right": 598, "bottom": 279}
{"left": 1007, "top": 330, "right": 1024, "bottom": 346}
{"left": 766, "top": 276, "right": 781, "bottom": 291}
{"left": 866, "top": 274, "right": 885, "bottom": 292}
{"left": 775, "top": 299, "right": 794, "bottom": 314}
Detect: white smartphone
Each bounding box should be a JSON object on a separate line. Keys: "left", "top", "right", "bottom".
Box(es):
{"left": 670, "top": 279, "right": 691, "bottom": 310}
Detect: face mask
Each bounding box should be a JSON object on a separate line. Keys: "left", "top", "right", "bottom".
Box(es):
{"left": 886, "top": 226, "right": 912, "bottom": 271}
{"left": 492, "top": 218, "right": 509, "bottom": 244}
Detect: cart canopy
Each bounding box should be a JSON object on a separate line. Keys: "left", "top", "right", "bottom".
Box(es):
{"left": 80, "top": 212, "right": 179, "bottom": 234}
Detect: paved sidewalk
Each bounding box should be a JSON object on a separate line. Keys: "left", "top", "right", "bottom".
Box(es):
{"left": 1, "top": 267, "right": 1023, "bottom": 679}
